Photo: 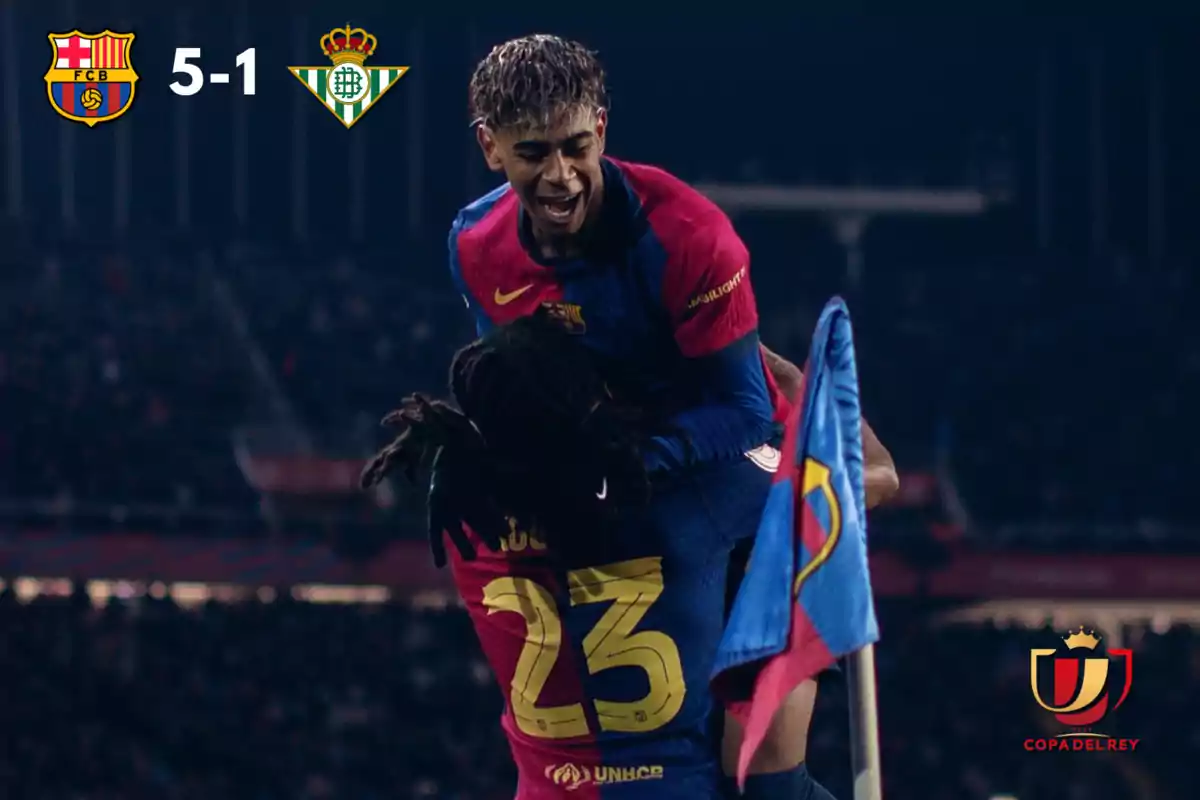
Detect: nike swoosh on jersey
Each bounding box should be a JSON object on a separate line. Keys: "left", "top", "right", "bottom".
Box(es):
{"left": 743, "top": 444, "right": 782, "bottom": 472}
{"left": 494, "top": 284, "right": 534, "bottom": 305}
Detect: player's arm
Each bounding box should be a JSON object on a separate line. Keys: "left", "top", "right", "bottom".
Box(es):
{"left": 759, "top": 344, "right": 900, "bottom": 508}
{"left": 648, "top": 214, "right": 777, "bottom": 472}
{"left": 447, "top": 219, "right": 495, "bottom": 336}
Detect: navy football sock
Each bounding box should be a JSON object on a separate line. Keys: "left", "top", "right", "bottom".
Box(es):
{"left": 739, "top": 763, "right": 838, "bottom": 800}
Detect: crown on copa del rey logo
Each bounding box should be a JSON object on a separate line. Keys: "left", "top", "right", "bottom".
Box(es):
{"left": 288, "top": 23, "right": 408, "bottom": 129}
{"left": 1062, "top": 626, "right": 1102, "bottom": 651}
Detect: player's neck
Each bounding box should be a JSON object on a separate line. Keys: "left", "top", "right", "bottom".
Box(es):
{"left": 532, "top": 230, "right": 582, "bottom": 261}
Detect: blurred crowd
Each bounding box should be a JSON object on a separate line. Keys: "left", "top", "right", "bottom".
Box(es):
{"left": 0, "top": 243, "right": 256, "bottom": 511}
{"left": 2, "top": 216, "right": 1195, "bottom": 547}
{"left": 2, "top": 590, "right": 1192, "bottom": 800}
{"left": 1, "top": 15, "right": 1195, "bottom": 800}
{"left": 220, "top": 244, "right": 468, "bottom": 433}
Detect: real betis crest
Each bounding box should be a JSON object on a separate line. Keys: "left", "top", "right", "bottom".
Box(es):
{"left": 289, "top": 24, "right": 408, "bottom": 129}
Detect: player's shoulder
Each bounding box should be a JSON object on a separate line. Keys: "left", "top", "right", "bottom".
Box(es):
{"left": 610, "top": 158, "right": 733, "bottom": 247}
{"left": 450, "top": 182, "right": 520, "bottom": 246}
{"left": 448, "top": 182, "right": 526, "bottom": 297}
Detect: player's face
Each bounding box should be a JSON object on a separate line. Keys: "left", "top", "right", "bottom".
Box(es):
{"left": 477, "top": 107, "right": 607, "bottom": 240}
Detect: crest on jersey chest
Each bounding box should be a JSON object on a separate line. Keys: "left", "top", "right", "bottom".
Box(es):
{"left": 541, "top": 301, "right": 586, "bottom": 333}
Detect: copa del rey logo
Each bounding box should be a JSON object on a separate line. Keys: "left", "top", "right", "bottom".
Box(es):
{"left": 1024, "top": 627, "right": 1139, "bottom": 753}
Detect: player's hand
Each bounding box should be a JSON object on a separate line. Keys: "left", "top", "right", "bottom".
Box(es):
{"left": 359, "top": 394, "right": 452, "bottom": 488}
{"left": 360, "top": 394, "right": 508, "bottom": 567}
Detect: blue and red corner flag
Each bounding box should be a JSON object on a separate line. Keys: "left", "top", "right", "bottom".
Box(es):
{"left": 711, "top": 297, "right": 879, "bottom": 784}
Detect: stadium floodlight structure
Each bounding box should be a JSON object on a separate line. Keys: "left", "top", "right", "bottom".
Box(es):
{"left": 693, "top": 184, "right": 988, "bottom": 216}
{"left": 697, "top": 182, "right": 991, "bottom": 288}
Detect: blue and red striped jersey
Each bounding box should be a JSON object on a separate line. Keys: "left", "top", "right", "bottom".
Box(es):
{"left": 449, "top": 454, "right": 778, "bottom": 800}
{"left": 448, "top": 158, "right": 790, "bottom": 471}
{"left": 445, "top": 157, "right": 796, "bottom": 797}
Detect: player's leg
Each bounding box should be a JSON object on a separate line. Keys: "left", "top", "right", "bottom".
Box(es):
{"left": 722, "top": 541, "right": 837, "bottom": 799}
{"left": 721, "top": 679, "right": 816, "bottom": 774}
{"left": 726, "top": 763, "right": 835, "bottom": 800}
{"left": 721, "top": 684, "right": 837, "bottom": 799}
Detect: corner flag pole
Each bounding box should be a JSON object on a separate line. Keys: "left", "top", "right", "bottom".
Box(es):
{"left": 846, "top": 644, "right": 884, "bottom": 800}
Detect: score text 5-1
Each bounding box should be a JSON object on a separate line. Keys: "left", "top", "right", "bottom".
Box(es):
{"left": 169, "top": 47, "right": 256, "bottom": 96}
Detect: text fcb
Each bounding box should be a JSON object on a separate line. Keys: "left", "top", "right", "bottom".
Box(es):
{"left": 1030, "top": 627, "right": 1132, "bottom": 726}
{"left": 44, "top": 30, "right": 138, "bottom": 126}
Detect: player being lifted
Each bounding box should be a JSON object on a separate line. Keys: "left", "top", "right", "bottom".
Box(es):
{"left": 364, "top": 311, "right": 785, "bottom": 799}
{"left": 434, "top": 34, "right": 895, "bottom": 799}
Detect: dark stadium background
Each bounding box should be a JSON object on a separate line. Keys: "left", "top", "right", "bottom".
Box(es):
{"left": 1, "top": 4, "right": 1197, "bottom": 799}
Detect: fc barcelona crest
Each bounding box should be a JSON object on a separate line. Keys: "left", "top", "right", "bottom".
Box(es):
{"left": 44, "top": 30, "right": 138, "bottom": 127}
